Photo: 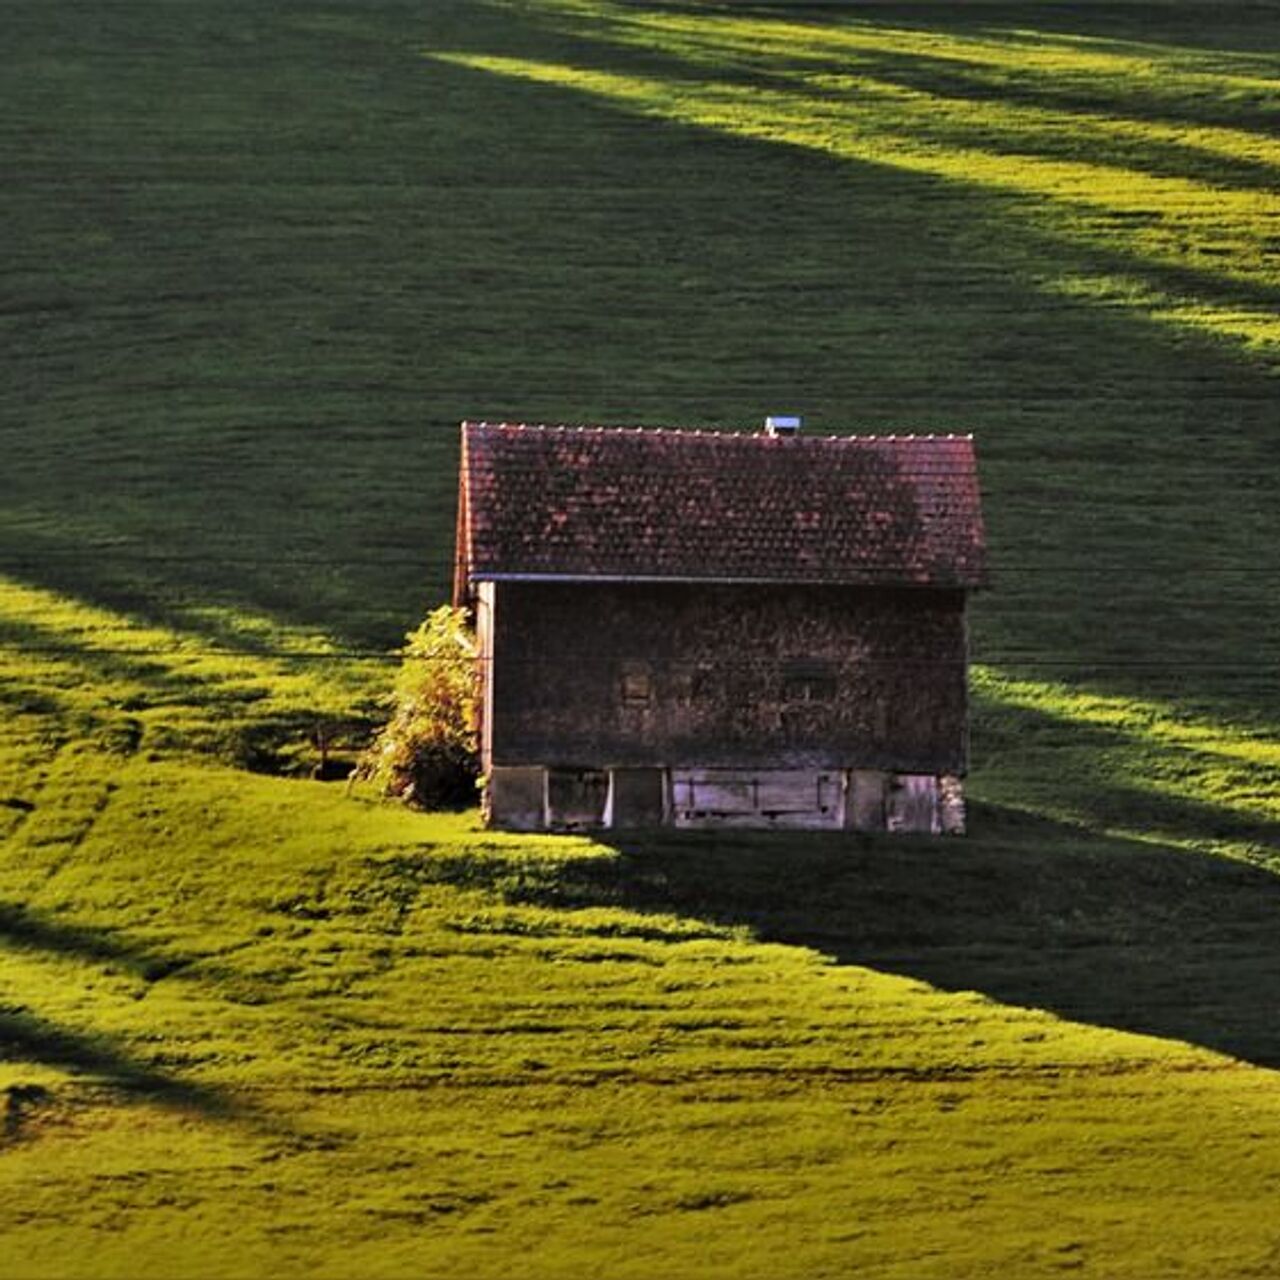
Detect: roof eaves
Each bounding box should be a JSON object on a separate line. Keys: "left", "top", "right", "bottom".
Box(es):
{"left": 469, "top": 571, "right": 982, "bottom": 589}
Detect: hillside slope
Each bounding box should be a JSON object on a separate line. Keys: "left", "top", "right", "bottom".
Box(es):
{"left": 3, "top": 1, "right": 1280, "bottom": 1275}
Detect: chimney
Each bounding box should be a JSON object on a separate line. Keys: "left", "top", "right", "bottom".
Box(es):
{"left": 765, "top": 414, "right": 802, "bottom": 438}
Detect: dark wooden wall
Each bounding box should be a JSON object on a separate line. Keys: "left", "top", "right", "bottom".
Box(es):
{"left": 487, "top": 581, "right": 969, "bottom": 774}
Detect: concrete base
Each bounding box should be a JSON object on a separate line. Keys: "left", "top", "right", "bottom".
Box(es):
{"left": 486, "top": 766, "right": 545, "bottom": 832}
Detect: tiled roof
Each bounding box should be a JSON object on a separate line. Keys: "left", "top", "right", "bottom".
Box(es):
{"left": 454, "top": 422, "right": 987, "bottom": 597}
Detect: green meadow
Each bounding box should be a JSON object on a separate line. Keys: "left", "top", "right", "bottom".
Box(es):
{"left": 3, "top": 0, "right": 1280, "bottom": 1275}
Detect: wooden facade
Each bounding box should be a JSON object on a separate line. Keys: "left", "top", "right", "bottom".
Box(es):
{"left": 455, "top": 422, "right": 987, "bottom": 833}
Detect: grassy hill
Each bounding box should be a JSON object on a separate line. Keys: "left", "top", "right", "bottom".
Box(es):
{"left": 2, "top": 1, "right": 1279, "bottom": 1275}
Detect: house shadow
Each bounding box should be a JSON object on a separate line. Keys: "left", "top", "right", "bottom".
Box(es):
{"left": 479, "top": 801, "right": 1280, "bottom": 1071}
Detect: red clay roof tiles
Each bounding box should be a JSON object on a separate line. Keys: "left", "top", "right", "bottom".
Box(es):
{"left": 455, "top": 422, "right": 986, "bottom": 598}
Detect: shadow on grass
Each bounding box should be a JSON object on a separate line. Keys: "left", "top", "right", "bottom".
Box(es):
{"left": 0, "top": 607, "right": 375, "bottom": 771}
{"left": 0, "top": 1005, "right": 242, "bottom": 1120}
{"left": 420, "top": 801, "right": 1280, "bottom": 1070}
{"left": 970, "top": 688, "right": 1280, "bottom": 857}
{"left": 0, "top": 902, "right": 195, "bottom": 984}
{"left": 0, "top": 906, "right": 251, "bottom": 1121}
{"left": 794, "top": 1, "right": 1280, "bottom": 58}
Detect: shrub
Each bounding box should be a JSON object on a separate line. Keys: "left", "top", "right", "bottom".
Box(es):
{"left": 355, "top": 606, "right": 480, "bottom": 808}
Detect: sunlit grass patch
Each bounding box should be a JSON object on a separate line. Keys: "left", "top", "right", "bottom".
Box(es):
{"left": 973, "top": 666, "right": 1280, "bottom": 864}
{"left": 443, "top": 1, "right": 1279, "bottom": 364}
{"left": 1047, "top": 272, "right": 1280, "bottom": 356}
{"left": 977, "top": 666, "right": 1280, "bottom": 768}
{"left": 0, "top": 576, "right": 383, "bottom": 774}
{"left": 528, "top": 0, "right": 1280, "bottom": 104}
{"left": 438, "top": 49, "right": 1277, "bottom": 297}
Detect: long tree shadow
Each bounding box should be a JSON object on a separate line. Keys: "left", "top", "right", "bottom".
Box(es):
{"left": 798, "top": 2, "right": 1280, "bottom": 58}
{"left": 445, "top": 800, "right": 1280, "bottom": 1069}
{"left": 0, "top": 905, "right": 259, "bottom": 1126}
{"left": 969, "top": 683, "right": 1280, "bottom": 857}
{"left": 0, "top": 1005, "right": 242, "bottom": 1121}
{"left": 0, "top": 901, "right": 196, "bottom": 983}
{"left": 0, "top": 599, "right": 379, "bottom": 774}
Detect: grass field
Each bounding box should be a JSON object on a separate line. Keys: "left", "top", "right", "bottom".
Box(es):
{"left": 3, "top": 0, "right": 1280, "bottom": 1275}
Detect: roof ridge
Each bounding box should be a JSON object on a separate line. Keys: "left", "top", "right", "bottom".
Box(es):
{"left": 463, "top": 421, "right": 975, "bottom": 442}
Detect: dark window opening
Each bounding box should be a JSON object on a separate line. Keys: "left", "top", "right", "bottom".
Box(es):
{"left": 671, "top": 663, "right": 712, "bottom": 704}
{"left": 547, "top": 768, "right": 609, "bottom": 830}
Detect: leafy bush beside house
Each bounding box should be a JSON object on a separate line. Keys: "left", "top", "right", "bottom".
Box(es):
{"left": 355, "top": 606, "right": 480, "bottom": 808}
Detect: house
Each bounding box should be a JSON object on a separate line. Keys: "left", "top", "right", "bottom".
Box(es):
{"left": 452, "top": 418, "right": 987, "bottom": 834}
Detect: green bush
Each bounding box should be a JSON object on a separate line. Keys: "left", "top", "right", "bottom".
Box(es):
{"left": 355, "top": 606, "right": 480, "bottom": 808}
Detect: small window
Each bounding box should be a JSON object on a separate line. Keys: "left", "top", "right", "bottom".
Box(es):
{"left": 620, "top": 662, "right": 652, "bottom": 707}
{"left": 782, "top": 657, "right": 837, "bottom": 703}
{"left": 671, "top": 663, "right": 711, "bottom": 704}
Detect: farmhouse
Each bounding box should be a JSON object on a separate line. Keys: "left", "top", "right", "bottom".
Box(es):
{"left": 453, "top": 419, "right": 987, "bottom": 833}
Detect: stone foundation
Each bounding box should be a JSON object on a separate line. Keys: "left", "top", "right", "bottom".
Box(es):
{"left": 485, "top": 766, "right": 965, "bottom": 835}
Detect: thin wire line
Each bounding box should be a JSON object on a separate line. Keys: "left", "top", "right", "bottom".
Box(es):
{"left": 4, "top": 551, "right": 1280, "bottom": 576}
{"left": 5, "top": 647, "right": 1280, "bottom": 674}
